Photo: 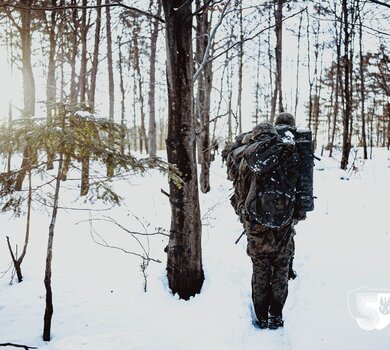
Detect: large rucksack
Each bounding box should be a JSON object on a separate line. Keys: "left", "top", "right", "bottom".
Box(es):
{"left": 275, "top": 125, "right": 315, "bottom": 212}
{"left": 243, "top": 133, "right": 301, "bottom": 228}
{"left": 223, "top": 126, "right": 315, "bottom": 229}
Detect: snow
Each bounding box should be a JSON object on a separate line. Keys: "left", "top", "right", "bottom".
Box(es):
{"left": 1, "top": 148, "right": 390, "bottom": 349}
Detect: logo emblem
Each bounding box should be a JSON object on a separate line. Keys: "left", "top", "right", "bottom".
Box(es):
{"left": 348, "top": 286, "right": 390, "bottom": 330}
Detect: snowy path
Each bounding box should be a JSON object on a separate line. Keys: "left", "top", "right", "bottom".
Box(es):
{"left": 1, "top": 149, "right": 390, "bottom": 349}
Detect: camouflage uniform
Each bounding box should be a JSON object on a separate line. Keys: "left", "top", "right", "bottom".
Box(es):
{"left": 243, "top": 215, "right": 295, "bottom": 322}
{"left": 224, "top": 121, "right": 300, "bottom": 327}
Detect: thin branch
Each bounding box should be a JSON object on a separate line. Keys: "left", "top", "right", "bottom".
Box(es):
{"left": 368, "top": 0, "right": 390, "bottom": 8}
{"left": 5, "top": 236, "right": 17, "bottom": 265}
{"left": 0, "top": 262, "right": 13, "bottom": 279}
{"left": 77, "top": 217, "right": 169, "bottom": 237}
{"left": 0, "top": 1, "right": 164, "bottom": 22}
{"left": 193, "top": 0, "right": 231, "bottom": 82}
{"left": 88, "top": 220, "right": 161, "bottom": 263}
{"left": 209, "top": 7, "right": 307, "bottom": 64}
{"left": 34, "top": 196, "right": 116, "bottom": 211}
{"left": 0, "top": 343, "right": 38, "bottom": 350}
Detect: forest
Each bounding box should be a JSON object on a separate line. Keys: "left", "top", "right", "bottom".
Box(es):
{"left": 0, "top": 0, "right": 390, "bottom": 348}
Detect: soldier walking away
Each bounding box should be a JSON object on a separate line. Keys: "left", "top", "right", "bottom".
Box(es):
{"left": 222, "top": 115, "right": 315, "bottom": 330}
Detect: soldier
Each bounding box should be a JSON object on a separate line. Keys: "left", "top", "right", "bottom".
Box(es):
{"left": 224, "top": 119, "right": 309, "bottom": 330}
{"left": 244, "top": 123, "right": 297, "bottom": 329}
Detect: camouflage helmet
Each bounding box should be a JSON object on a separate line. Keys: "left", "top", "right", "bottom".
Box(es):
{"left": 251, "top": 122, "right": 277, "bottom": 139}
{"left": 275, "top": 112, "right": 296, "bottom": 126}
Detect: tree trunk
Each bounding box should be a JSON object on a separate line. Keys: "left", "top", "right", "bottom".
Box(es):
{"left": 268, "top": 7, "right": 276, "bottom": 123}
{"left": 161, "top": 0, "right": 204, "bottom": 300}
{"left": 294, "top": 12, "right": 303, "bottom": 117}
{"left": 274, "top": 0, "right": 283, "bottom": 113}
{"left": 131, "top": 20, "right": 148, "bottom": 154}
{"left": 69, "top": 0, "right": 79, "bottom": 104}
{"left": 237, "top": 2, "right": 243, "bottom": 134}
{"left": 329, "top": 10, "right": 342, "bottom": 158}
{"left": 20, "top": 0, "right": 35, "bottom": 117}
{"left": 89, "top": 0, "right": 102, "bottom": 108}
{"left": 106, "top": 0, "right": 115, "bottom": 177}
{"left": 15, "top": 0, "right": 36, "bottom": 190}
{"left": 79, "top": 0, "right": 88, "bottom": 105}
{"left": 43, "top": 114, "right": 65, "bottom": 342}
{"left": 148, "top": 1, "right": 161, "bottom": 157}
{"left": 7, "top": 167, "right": 33, "bottom": 282}
{"left": 45, "top": 0, "right": 57, "bottom": 171}
{"left": 358, "top": 12, "right": 367, "bottom": 159}
{"left": 196, "top": 0, "right": 212, "bottom": 194}
{"left": 340, "top": 0, "right": 352, "bottom": 170}
{"left": 118, "top": 36, "right": 126, "bottom": 156}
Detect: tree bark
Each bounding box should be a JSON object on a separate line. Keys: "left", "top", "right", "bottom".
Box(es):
{"left": 45, "top": 0, "right": 57, "bottom": 170}
{"left": 89, "top": 0, "right": 102, "bottom": 108}
{"left": 274, "top": 0, "right": 283, "bottom": 113}
{"left": 69, "top": 0, "right": 79, "bottom": 104}
{"left": 161, "top": 0, "right": 204, "bottom": 300}
{"left": 196, "top": 0, "right": 212, "bottom": 194}
{"left": 106, "top": 0, "right": 115, "bottom": 177}
{"left": 43, "top": 113, "right": 65, "bottom": 341}
{"left": 79, "top": 0, "right": 88, "bottom": 105}
{"left": 358, "top": 11, "right": 368, "bottom": 159}
{"left": 148, "top": 1, "right": 161, "bottom": 157}
{"left": 237, "top": 2, "right": 243, "bottom": 134}
{"left": 118, "top": 36, "right": 126, "bottom": 155}
{"left": 340, "top": 0, "right": 352, "bottom": 170}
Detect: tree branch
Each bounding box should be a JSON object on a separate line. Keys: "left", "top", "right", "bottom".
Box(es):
{"left": 209, "top": 7, "right": 307, "bottom": 64}
{"left": 0, "top": 343, "right": 37, "bottom": 350}
{"left": 368, "top": 0, "right": 390, "bottom": 9}
{"left": 193, "top": 0, "right": 231, "bottom": 82}
{"left": 88, "top": 220, "right": 162, "bottom": 263}
{"left": 0, "top": 1, "right": 164, "bottom": 22}
{"left": 5, "top": 236, "right": 17, "bottom": 265}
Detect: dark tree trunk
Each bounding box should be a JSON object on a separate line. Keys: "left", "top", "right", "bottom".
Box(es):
{"left": 195, "top": 0, "right": 212, "bottom": 194}
{"left": 341, "top": 0, "right": 352, "bottom": 170}
{"left": 118, "top": 36, "right": 126, "bottom": 156}
{"left": 329, "top": 10, "right": 342, "bottom": 158}
{"left": 106, "top": 0, "right": 115, "bottom": 177}
{"left": 79, "top": 0, "right": 88, "bottom": 105}
{"left": 237, "top": 2, "right": 243, "bottom": 134}
{"left": 89, "top": 0, "right": 102, "bottom": 108}
{"left": 45, "top": 0, "right": 57, "bottom": 170}
{"left": 294, "top": 12, "right": 303, "bottom": 116}
{"left": 358, "top": 11, "right": 367, "bottom": 159}
{"left": 161, "top": 0, "right": 204, "bottom": 300}
{"left": 274, "top": 0, "right": 283, "bottom": 113}
{"left": 69, "top": 0, "right": 79, "bottom": 104}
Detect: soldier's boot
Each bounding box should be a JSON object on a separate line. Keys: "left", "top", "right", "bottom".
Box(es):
{"left": 255, "top": 317, "right": 268, "bottom": 329}
{"left": 268, "top": 314, "right": 284, "bottom": 329}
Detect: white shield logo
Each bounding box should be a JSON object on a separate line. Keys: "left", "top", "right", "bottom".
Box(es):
{"left": 348, "top": 286, "right": 390, "bottom": 330}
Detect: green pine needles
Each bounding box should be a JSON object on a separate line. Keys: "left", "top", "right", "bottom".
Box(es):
{"left": 0, "top": 103, "right": 181, "bottom": 213}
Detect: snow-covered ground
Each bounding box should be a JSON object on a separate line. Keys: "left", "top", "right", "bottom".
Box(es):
{"left": 1, "top": 147, "right": 390, "bottom": 349}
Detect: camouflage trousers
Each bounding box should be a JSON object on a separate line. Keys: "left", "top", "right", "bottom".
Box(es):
{"left": 243, "top": 219, "right": 294, "bottom": 320}
{"left": 251, "top": 253, "right": 291, "bottom": 319}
